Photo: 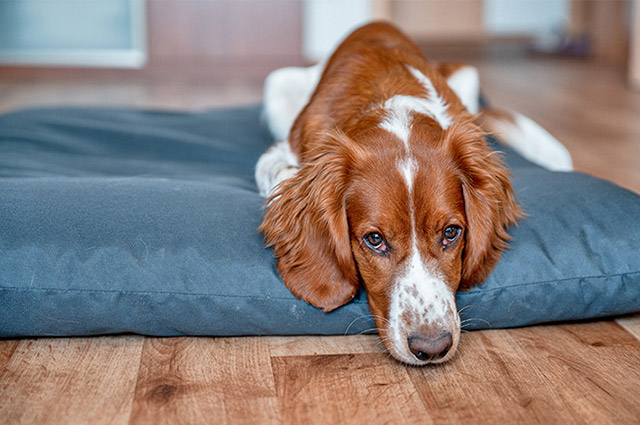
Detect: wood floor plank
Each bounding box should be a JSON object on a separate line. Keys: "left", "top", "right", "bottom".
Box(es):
{"left": 476, "top": 59, "right": 640, "bottom": 194}
{"left": 271, "top": 353, "right": 432, "bottom": 425}
{"left": 509, "top": 322, "right": 640, "bottom": 424}
{"left": 0, "top": 340, "right": 19, "bottom": 375}
{"left": 409, "top": 321, "right": 640, "bottom": 424}
{"left": 617, "top": 313, "right": 640, "bottom": 341}
{"left": 0, "top": 78, "right": 263, "bottom": 115}
{"left": 0, "top": 336, "right": 144, "bottom": 425}
{"left": 407, "top": 329, "right": 582, "bottom": 424}
{"left": 128, "top": 337, "right": 279, "bottom": 425}
{"left": 268, "top": 334, "right": 382, "bottom": 357}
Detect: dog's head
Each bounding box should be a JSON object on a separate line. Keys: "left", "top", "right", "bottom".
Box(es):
{"left": 260, "top": 57, "right": 522, "bottom": 365}
{"left": 260, "top": 118, "right": 521, "bottom": 365}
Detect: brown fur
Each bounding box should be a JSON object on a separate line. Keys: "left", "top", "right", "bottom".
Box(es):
{"left": 259, "top": 22, "right": 523, "bottom": 356}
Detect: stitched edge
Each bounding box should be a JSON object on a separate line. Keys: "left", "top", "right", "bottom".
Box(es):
{"left": 460, "top": 270, "right": 640, "bottom": 296}
{"left": 1, "top": 270, "right": 639, "bottom": 300}
{"left": 0, "top": 285, "right": 368, "bottom": 303}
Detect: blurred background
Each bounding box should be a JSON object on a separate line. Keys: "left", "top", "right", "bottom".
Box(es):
{"left": 0, "top": 0, "right": 638, "bottom": 191}
{"left": 1, "top": 0, "right": 637, "bottom": 88}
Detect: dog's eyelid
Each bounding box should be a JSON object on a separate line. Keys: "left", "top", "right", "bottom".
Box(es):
{"left": 362, "top": 231, "right": 392, "bottom": 255}
{"left": 441, "top": 224, "right": 463, "bottom": 249}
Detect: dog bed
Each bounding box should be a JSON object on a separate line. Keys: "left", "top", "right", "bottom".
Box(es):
{"left": 1, "top": 105, "right": 639, "bottom": 337}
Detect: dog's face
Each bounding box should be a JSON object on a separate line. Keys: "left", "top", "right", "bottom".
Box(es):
{"left": 260, "top": 121, "right": 521, "bottom": 365}
{"left": 345, "top": 134, "right": 465, "bottom": 363}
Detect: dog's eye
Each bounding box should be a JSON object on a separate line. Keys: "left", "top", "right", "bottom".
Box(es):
{"left": 442, "top": 225, "right": 462, "bottom": 247}
{"left": 364, "top": 232, "right": 389, "bottom": 254}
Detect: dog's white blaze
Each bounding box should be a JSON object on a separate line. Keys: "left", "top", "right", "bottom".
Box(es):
{"left": 397, "top": 157, "right": 417, "bottom": 193}
{"left": 388, "top": 155, "right": 458, "bottom": 364}
{"left": 388, "top": 244, "right": 457, "bottom": 364}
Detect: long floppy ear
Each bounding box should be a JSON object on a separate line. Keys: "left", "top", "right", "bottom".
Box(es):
{"left": 259, "top": 133, "right": 359, "bottom": 311}
{"left": 446, "top": 121, "right": 523, "bottom": 289}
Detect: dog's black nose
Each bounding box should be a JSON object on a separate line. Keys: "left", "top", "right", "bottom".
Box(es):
{"left": 407, "top": 331, "right": 452, "bottom": 361}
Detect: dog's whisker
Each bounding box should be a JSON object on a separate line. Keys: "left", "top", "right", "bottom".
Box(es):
{"left": 457, "top": 305, "right": 473, "bottom": 315}
{"left": 356, "top": 328, "right": 380, "bottom": 336}
{"left": 460, "top": 317, "right": 492, "bottom": 329}
{"left": 344, "top": 315, "right": 377, "bottom": 335}
{"left": 367, "top": 314, "right": 391, "bottom": 325}
{"left": 344, "top": 313, "right": 394, "bottom": 336}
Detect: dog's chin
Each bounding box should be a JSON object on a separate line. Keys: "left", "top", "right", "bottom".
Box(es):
{"left": 377, "top": 322, "right": 461, "bottom": 366}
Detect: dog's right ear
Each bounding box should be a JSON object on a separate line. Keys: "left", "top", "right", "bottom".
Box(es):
{"left": 444, "top": 120, "right": 523, "bottom": 289}
{"left": 259, "top": 132, "right": 360, "bottom": 311}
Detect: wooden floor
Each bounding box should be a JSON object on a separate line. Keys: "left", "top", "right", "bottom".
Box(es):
{"left": 1, "top": 56, "right": 639, "bottom": 424}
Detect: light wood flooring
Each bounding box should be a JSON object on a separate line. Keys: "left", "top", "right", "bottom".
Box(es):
{"left": 1, "top": 56, "right": 639, "bottom": 424}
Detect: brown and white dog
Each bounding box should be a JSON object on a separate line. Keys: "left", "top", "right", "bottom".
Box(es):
{"left": 256, "top": 22, "right": 571, "bottom": 365}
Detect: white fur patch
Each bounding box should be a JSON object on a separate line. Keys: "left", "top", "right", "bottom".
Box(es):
{"left": 406, "top": 66, "right": 452, "bottom": 130}
{"left": 255, "top": 140, "right": 299, "bottom": 197}
{"left": 380, "top": 94, "right": 452, "bottom": 145}
{"left": 262, "top": 63, "right": 324, "bottom": 142}
{"left": 379, "top": 66, "right": 452, "bottom": 145}
{"left": 379, "top": 96, "right": 414, "bottom": 147}
{"left": 491, "top": 112, "right": 573, "bottom": 172}
{"left": 445, "top": 66, "right": 480, "bottom": 115}
{"left": 388, "top": 246, "right": 458, "bottom": 365}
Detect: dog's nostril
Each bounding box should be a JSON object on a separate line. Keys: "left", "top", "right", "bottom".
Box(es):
{"left": 407, "top": 331, "right": 453, "bottom": 361}
{"left": 413, "top": 350, "right": 430, "bottom": 361}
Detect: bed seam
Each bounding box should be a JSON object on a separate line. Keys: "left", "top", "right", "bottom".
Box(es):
{"left": 1, "top": 270, "right": 638, "bottom": 299}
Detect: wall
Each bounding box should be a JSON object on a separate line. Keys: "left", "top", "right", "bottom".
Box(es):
{"left": 484, "top": 0, "right": 570, "bottom": 36}
{"left": 0, "top": 0, "right": 145, "bottom": 67}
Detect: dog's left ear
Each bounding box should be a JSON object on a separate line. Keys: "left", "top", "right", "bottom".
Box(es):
{"left": 259, "top": 132, "right": 360, "bottom": 311}
{"left": 446, "top": 121, "right": 523, "bottom": 289}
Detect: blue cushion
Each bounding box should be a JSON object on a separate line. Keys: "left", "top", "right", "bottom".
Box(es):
{"left": 1, "top": 106, "right": 639, "bottom": 337}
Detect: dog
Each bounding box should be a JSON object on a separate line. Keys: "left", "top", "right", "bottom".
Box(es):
{"left": 256, "top": 22, "right": 572, "bottom": 365}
